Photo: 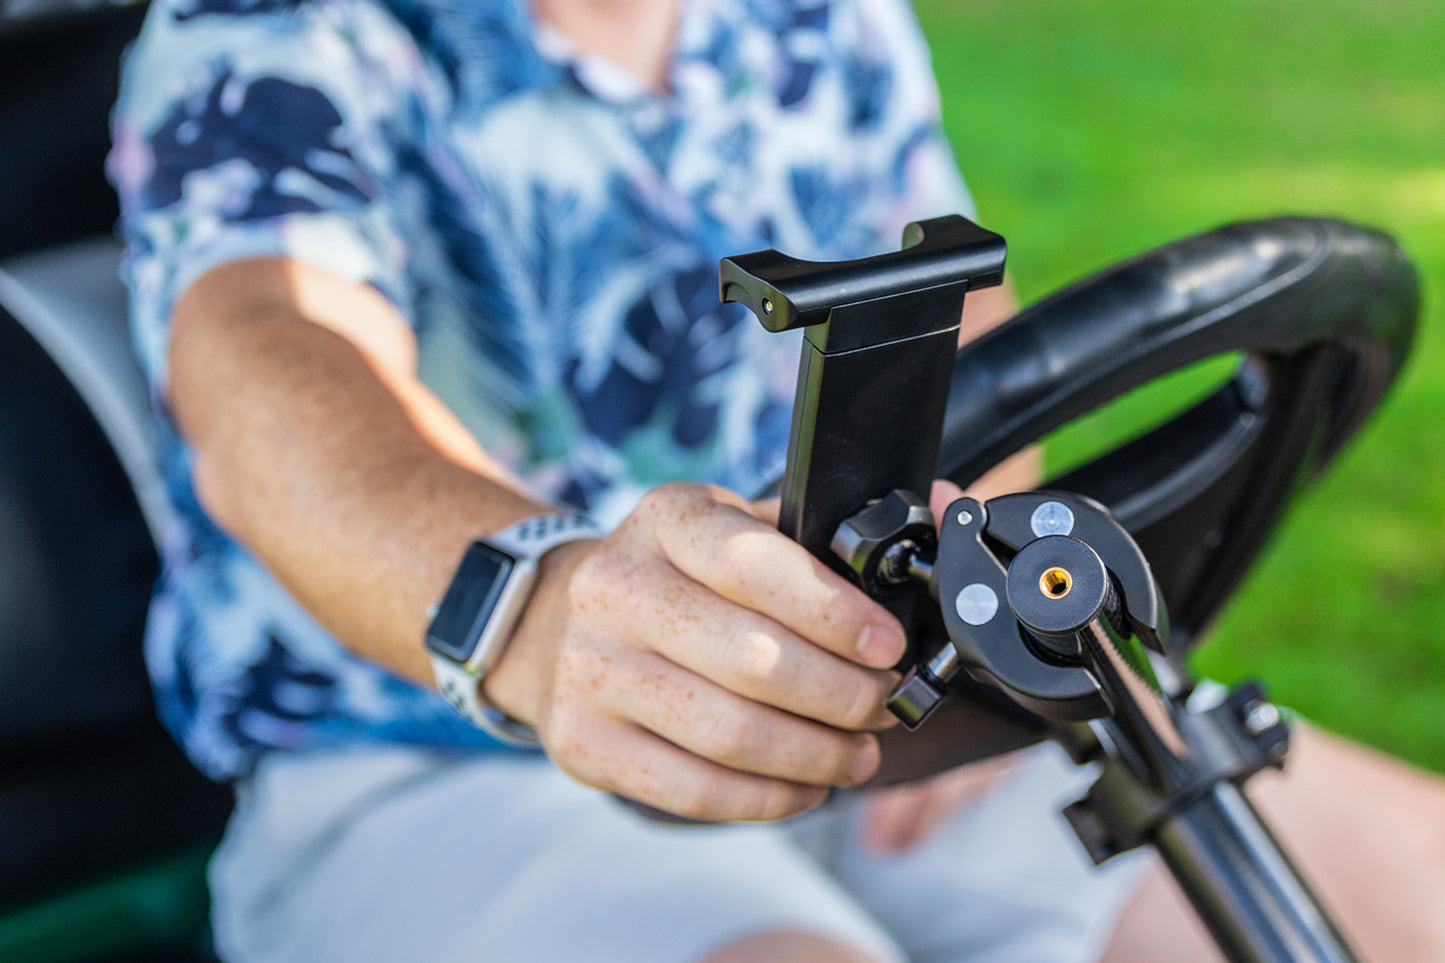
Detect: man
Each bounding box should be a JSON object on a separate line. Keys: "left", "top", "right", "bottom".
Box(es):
{"left": 111, "top": 0, "right": 1444, "bottom": 959}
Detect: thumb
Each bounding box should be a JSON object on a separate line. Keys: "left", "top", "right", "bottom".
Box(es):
{"left": 929, "top": 478, "right": 966, "bottom": 525}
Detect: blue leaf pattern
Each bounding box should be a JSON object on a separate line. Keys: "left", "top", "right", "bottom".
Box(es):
{"left": 172, "top": 0, "right": 304, "bottom": 21}
{"left": 143, "top": 71, "right": 376, "bottom": 218}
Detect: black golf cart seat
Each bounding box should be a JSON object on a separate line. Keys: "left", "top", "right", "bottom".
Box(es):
{"left": 0, "top": 0, "right": 232, "bottom": 948}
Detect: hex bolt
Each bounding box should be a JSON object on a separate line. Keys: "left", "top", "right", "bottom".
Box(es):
{"left": 1243, "top": 701, "right": 1281, "bottom": 735}
{"left": 878, "top": 540, "right": 918, "bottom": 585}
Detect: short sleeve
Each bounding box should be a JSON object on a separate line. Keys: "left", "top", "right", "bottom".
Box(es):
{"left": 851, "top": 0, "right": 976, "bottom": 239}
{"left": 109, "top": 0, "right": 435, "bottom": 395}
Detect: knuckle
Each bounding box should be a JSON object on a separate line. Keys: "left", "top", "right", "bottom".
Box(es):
{"left": 632, "top": 487, "right": 668, "bottom": 521}
{"left": 697, "top": 706, "right": 756, "bottom": 764}
{"left": 637, "top": 481, "right": 702, "bottom": 520}
{"left": 567, "top": 549, "right": 614, "bottom": 604}
{"left": 566, "top": 547, "right": 650, "bottom": 621}
{"left": 717, "top": 528, "right": 769, "bottom": 576}
{"left": 838, "top": 674, "right": 889, "bottom": 730}
{"left": 659, "top": 778, "right": 717, "bottom": 821}
{"left": 723, "top": 628, "right": 785, "bottom": 691}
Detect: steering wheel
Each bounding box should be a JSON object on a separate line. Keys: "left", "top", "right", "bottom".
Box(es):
{"left": 940, "top": 217, "right": 1416, "bottom": 649}
{"left": 870, "top": 217, "right": 1418, "bottom": 782}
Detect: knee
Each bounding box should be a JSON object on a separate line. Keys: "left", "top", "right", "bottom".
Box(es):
{"left": 700, "top": 929, "right": 891, "bottom": 963}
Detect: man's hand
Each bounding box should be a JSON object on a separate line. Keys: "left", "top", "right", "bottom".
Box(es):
{"left": 485, "top": 482, "right": 906, "bottom": 823}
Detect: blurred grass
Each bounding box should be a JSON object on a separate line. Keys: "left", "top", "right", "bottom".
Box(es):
{"left": 913, "top": 0, "right": 1445, "bottom": 771}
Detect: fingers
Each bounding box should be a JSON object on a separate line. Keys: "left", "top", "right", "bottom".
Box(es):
{"left": 929, "top": 478, "right": 965, "bottom": 521}
{"left": 592, "top": 648, "right": 881, "bottom": 788}
{"left": 539, "top": 481, "right": 918, "bottom": 823}
{"left": 637, "top": 484, "right": 907, "bottom": 670}
{"left": 550, "top": 711, "right": 831, "bottom": 822}
{"left": 575, "top": 551, "right": 897, "bottom": 732}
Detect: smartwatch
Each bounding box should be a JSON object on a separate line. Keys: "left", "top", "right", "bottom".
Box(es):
{"left": 425, "top": 511, "right": 600, "bottom": 746}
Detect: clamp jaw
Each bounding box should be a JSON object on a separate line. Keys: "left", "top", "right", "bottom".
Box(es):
{"left": 833, "top": 488, "right": 1292, "bottom": 866}
{"left": 888, "top": 490, "right": 1168, "bottom": 728}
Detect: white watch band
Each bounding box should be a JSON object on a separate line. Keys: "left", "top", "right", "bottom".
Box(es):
{"left": 486, "top": 511, "right": 602, "bottom": 560}
{"left": 427, "top": 511, "right": 600, "bottom": 746}
{"left": 433, "top": 655, "right": 543, "bottom": 747}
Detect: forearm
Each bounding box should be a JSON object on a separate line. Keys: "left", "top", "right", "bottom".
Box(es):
{"left": 170, "top": 259, "right": 545, "bottom": 685}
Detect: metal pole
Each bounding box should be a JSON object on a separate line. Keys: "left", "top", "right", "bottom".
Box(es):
{"left": 1153, "top": 782, "right": 1357, "bottom": 963}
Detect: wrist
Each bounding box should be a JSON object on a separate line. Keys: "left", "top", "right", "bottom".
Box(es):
{"left": 424, "top": 512, "right": 599, "bottom": 743}
{"left": 481, "top": 536, "right": 596, "bottom": 730}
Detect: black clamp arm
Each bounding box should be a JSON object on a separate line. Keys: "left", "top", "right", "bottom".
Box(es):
{"left": 887, "top": 490, "right": 1168, "bottom": 728}
{"left": 721, "top": 215, "right": 1006, "bottom": 351}
{"left": 832, "top": 489, "right": 1295, "bottom": 872}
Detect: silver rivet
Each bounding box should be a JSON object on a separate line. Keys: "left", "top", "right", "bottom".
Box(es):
{"left": 955, "top": 583, "right": 999, "bottom": 625}
{"left": 956, "top": 509, "right": 974, "bottom": 526}
{"left": 761, "top": 297, "right": 774, "bottom": 315}
{"left": 1031, "top": 500, "right": 1075, "bottom": 537}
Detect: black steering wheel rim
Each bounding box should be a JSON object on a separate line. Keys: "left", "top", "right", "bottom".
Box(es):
{"left": 866, "top": 217, "right": 1418, "bottom": 785}
{"left": 937, "top": 217, "right": 1418, "bottom": 651}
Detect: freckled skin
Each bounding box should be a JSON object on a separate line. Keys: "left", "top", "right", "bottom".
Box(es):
{"left": 481, "top": 481, "right": 903, "bottom": 821}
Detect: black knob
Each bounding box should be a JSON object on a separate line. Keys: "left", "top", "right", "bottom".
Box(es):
{"left": 1005, "top": 535, "right": 1111, "bottom": 663}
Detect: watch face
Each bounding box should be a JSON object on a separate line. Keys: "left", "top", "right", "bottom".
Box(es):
{"left": 425, "top": 541, "right": 516, "bottom": 663}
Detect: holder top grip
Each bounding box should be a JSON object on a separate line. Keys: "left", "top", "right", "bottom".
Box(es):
{"left": 720, "top": 215, "right": 1006, "bottom": 352}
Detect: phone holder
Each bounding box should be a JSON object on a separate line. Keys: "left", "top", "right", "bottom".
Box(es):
{"left": 722, "top": 214, "right": 1418, "bottom": 962}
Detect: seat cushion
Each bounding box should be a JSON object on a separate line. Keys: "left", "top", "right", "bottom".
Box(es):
{"left": 0, "top": 238, "right": 231, "bottom": 908}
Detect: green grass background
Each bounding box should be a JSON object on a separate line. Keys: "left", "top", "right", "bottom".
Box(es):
{"left": 913, "top": 0, "right": 1445, "bottom": 771}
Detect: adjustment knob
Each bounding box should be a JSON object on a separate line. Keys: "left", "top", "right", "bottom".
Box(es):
{"left": 1005, "top": 535, "right": 1111, "bottom": 663}
{"left": 831, "top": 489, "right": 936, "bottom": 596}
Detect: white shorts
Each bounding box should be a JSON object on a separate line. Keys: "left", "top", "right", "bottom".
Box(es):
{"left": 209, "top": 743, "right": 1147, "bottom": 963}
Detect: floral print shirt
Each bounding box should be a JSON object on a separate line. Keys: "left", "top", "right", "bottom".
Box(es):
{"left": 110, "top": 0, "right": 972, "bottom": 780}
